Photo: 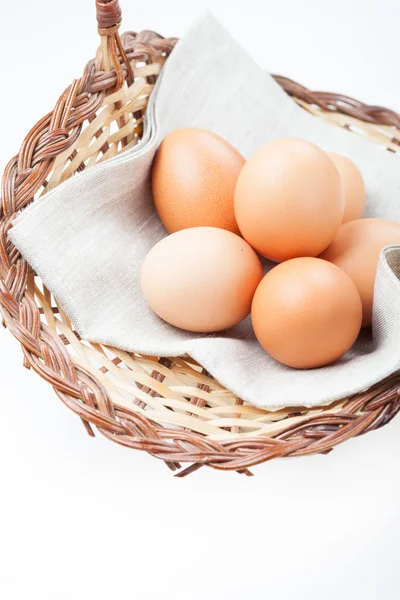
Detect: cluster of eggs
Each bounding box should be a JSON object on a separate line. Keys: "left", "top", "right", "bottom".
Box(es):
{"left": 141, "top": 128, "right": 400, "bottom": 369}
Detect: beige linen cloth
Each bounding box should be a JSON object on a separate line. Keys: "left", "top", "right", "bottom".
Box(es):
{"left": 10, "top": 13, "right": 400, "bottom": 409}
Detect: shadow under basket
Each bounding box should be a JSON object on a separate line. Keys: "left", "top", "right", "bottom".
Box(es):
{"left": 2, "top": 0, "right": 400, "bottom": 477}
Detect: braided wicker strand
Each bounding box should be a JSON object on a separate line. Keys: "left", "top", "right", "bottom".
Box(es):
{"left": 1, "top": 28, "right": 400, "bottom": 475}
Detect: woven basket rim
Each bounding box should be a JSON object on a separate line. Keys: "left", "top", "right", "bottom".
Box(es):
{"left": 1, "top": 14, "right": 400, "bottom": 476}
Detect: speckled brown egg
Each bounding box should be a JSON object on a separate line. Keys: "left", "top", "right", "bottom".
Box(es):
{"left": 234, "top": 138, "right": 345, "bottom": 262}
{"left": 251, "top": 257, "right": 362, "bottom": 369}
{"left": 320, "top": 218, "right": 400, "bottom": 327}
{"left": 328, "top": 152, "right": 366, "bottom": 223}
{"left": 141, "top": 227, "right": 263, "bottom": 333}
{"left": 152, "top": 128, "right": 244, "bottom": 234}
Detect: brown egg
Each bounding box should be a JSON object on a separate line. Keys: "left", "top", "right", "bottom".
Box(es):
{"left": 234, "top": 138, "right": 344, "bottom": 262}
{"left": 320, "top": 218, "right": 400, "bottom": 327}
{"left": 141, "top": 227, "right": 263, "bottom": 332}
{"left": 251, "top": 258, "right": 362, "bottom": 369}
{"left": 152, "top": 128, "right": 244, "bottom": 234}
{"left": 328, "top": 152, "right": 366, "bottom": 223}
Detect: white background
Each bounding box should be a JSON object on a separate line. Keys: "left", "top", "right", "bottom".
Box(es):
{"left": 1, "top": 1, "right": 399, "bottom": 598}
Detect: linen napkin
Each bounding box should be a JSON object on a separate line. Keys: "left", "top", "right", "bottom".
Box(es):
{"left": 10, "top": 13, "right": 400, "bottom": 409}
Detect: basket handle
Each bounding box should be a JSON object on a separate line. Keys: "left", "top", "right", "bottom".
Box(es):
{"left": 96, "top": 0, "right": 122, "bottom": 30}
{"left": 95, "top": 0, "right": 134, "bottom": 88}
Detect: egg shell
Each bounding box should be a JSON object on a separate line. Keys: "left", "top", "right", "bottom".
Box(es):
{"left": 141, "top": 227, "right": 263, "bottom": 333}
{"left": 320, "top": 218, "right": 400, "bottom": 327}
{"left": 234, "top": 138, "right": 345, "bottom": 262}
{"left": 328, "top": 152, "right": 366, "bottom": 223}
{"left": 152, "top": 127, "right": 244, "bottom": 235}
{"left": 251, "top": 257, "right": 362, "bottom": 369}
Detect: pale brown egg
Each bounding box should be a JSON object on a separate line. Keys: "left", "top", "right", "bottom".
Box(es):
{"left": 152, "top": 128, "right": 244, "bottom": 234}
{"left": 234, "top": 138, "right": 344, "bottom": 262}
{"left": 320, "top": 218, "right": 400, "bottom": 327}
{"left": 328, "top": 152, "right": 366, "bottom": 223}
{"left": 141, "top": 227, "right": 263, "bottom": 333}
{"left": 251, "top": 257, "right": 362, "bottom": 369}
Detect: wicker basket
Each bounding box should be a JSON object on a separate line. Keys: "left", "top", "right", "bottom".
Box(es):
{"left": 2, "top": 0, "right": 400, "bottom": 477}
